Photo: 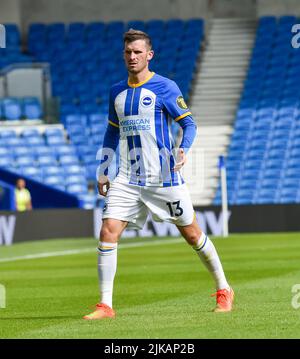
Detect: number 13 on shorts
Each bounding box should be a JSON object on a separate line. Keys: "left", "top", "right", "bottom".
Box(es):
{"left": 166, "top": 201, "right": 184, "bottom": 217}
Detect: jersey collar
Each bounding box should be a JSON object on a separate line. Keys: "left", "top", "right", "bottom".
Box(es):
{"left": 127, "top": 72, "right": 155, "bottom": 88}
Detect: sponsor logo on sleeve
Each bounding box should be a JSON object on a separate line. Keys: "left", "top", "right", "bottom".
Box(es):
{"left": 176, "top": 96, "right": 188, "bottom": 110}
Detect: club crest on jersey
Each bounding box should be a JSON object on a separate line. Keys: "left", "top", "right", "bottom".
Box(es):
{"left": 141, "top": 96, "right": 154, "bottom": 107}
{"left": 176, "top": 96, "right": 188, "bottom": 110}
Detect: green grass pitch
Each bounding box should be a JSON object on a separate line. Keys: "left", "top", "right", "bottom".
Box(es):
{"left": 0, "top": 233, "right": 300, "bottom": 338}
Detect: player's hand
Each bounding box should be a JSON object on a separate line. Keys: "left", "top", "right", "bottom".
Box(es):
{"left": 173, "top": 148, "right": 187, "bottom": 172}
{"left": 97, "top": 175, "right": 110, "bottom": 196}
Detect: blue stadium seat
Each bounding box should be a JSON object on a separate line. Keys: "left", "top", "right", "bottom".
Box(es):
{"left": 287, "top": 158, "right": 300, "bottom": 169}
{"left": 47, "top": 23, "right": 65, "bottom": 42}
{"left": 244, "top": 159, "right": 263, "bottom": 171}
{"left": 289, "top": 148, "right": 300, "bottom": 158}
{"left": 55, "top": 145, "right": 77, "bottom": 156}
{"left": 246, "top": 149, "right": 265, "bottom": 160}
{"left": 59, "top": 155, "right": 79, "bottom": 166}
{"left": 5, "top": 137, "right": 23, "bottom": 147}
{"left": 76, "top": 145, "right": 95, "bottom": 158}
{"left": 238, "top": 179, "right": 256, "bottom": 191}
{"left": 16, "top": 156, "right": 36, "bottom": 167}
{"left": 0, "top": 147, "right": 10, "bottom": 157}
{"left": 279, "top": 195, "right": 297, "bottom": 204}
{"left": 89, "top": 113, "right": 107, "bottom": 126}
{"left": 65, "top": 175, "right": 87, "bottom": 186}
{"left": 235, "top": 197, "right": 253, "bottom": 205}
{"left": 44, "top": 175, "right": 65, "bottom": 188}
{"left": 44, "top": 128, "right": 65, "bottom": 138}
{"left": 267, "top": 148, "right": 286, "bottom": 160}
{"left": 86, "top": 22, "right": 105, "bottom": 43}
{"left": 86, "top": 163, "right": 98, "bottom": 180}
{"left": 41, "top": 166, "right": 62, "bottom": 177}
{"left": 106, "top": 21, "right": 124, "bottom": 36}
{"left": 13, "top": 146, "right": 34, "bottom": 157}
{"left": 67, "top": 124, "right": 86, "bottom": 137}
{"left": 67, "top": 22, "right": 85, "bottom": 42}
{"left": 26, "top": 136, "right": 45, "bottom": 146}
{"left": 0, "top": 130, "right": 17, "bottom": 138}
{"left": 28, "top": 23, "right": 46, "bottom": 37}
{"left": 0, "top": 156, "right": 14, "bottom": 168}
{"left": 256, "top": 195, "right": 276, "bottom": 204}
{"left": 35, "top": 146, "right": 55, "bottom": 157}
{"left": 3, "top": 99, "right": 22, "bottom": 120}
{"left": 70, "top": 134, "right": 88, "bottom": 146}
{"left": 4, "top": 24, "right": 20, "bottom": 47}
{"left": 239, "top": 168, "right": 260, "bottom": 181}
{"left": 21, "top": 167, "right": 42, "bottom": 181}
{"left": 146, "top": 19, "right": 164, "bottom": 32}
{"left": 47, "top": 136, "right": 67, "bottom": 146}
{"left": 65, "top": 114, "right": 87, "bottom": 127}
{"left": 79, "top": 193, "right": 97, "bottom": 209}
{"left": 264, "top": 159, "right": 283, "bottom": 170}
{"left": 0, "top": 138, "right": 8, "bottom": 147}
{"left": 269, "top": 138, "right": 289, "bottom": 150}
{"left": 23, "top": 101, "right": 42, "bottom": 119}
{"left": 286, "top": 168, "right": 300, "bottom": 178}
{"left": 67, "top": 184, "right": 88, "bottom": 195}
{"left": 81, "top": 154, "right": 96, "bottom": 164}
{"left": 63, "top": 165, "right": 86, "bottom": 176}
{"left": 60, "top": 103, "right": 81, "bottom": 117}
{"left": 90, "top": 123, "right": 105, "bottom": 136}
{"left": 226, "top": 160, "right": 241, "bottom": 172}
{"left": 282, "top": 178, "right": 299, "bottom": 189}
{"left": 21, "top": 129, "right": 40, "bottom": 137}
{"left": 127, "top": 20, "right": 145, "bottom": 31}
{"left": 38, "top": 155, "right": 57, "bottom": 166}
{"left": 260, "top": 178, "right": 279, "bottom": 190}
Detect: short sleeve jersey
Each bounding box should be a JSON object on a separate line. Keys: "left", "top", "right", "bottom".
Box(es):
{"left": 108, "top": 72, "right": 192, "bottom": 187}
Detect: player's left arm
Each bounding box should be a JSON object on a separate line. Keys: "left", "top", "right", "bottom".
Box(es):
{"left": 162, "top": 80, "right": 197, "bottom": 171}
{"left": 174, "top": 115, "right": 197, "bottom": 171}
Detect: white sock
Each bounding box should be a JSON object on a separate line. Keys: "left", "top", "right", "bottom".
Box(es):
{"left": 97, "top": 241, "right": 118, "bottom": 308}
{"left": 193, "top": 232, "right": 230, "bottom": 291}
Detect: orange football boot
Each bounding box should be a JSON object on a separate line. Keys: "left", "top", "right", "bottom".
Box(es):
{"left": 83, "top": 303, "right": 116, "bottom": 320}
{"left": 211, "top": 287, "right": 234, "bottom": 312}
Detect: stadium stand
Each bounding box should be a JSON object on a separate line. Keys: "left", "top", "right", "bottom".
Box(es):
{"left": 1, "top": 19, "right": 203, "bottom": 208}
{"left": 0, "top": 97, "right": 42, "bottom": 121}
{"left": 0, "top": 126, "right": 96, "bottom": 206}
{"left": 24, "top": 19, "right": 203, "bottom": 121}
{"left": 0, "top": 23, "right": 33, "bottom": 69}
{"left": 214, "top": 15, "right": 300, "bottom": 205}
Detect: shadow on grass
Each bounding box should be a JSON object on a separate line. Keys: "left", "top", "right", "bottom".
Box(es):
{"left": 0, "top": 315, "right": 80, "bottom": 320}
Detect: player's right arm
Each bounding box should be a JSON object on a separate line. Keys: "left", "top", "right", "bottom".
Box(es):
{"left": 97, "top": 123, "right": 119, "bottom": 196}
{"left": 97, "top": 87, "right": 120, "bottom": 196}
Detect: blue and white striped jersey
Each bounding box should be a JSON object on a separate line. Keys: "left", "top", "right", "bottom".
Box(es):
{"left": 108, "top": 72, "right": 192, "bottom": 187}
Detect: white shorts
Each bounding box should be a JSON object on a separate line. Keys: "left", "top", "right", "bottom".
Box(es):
{"left": 102, "top": 181, "right": 195, "bottom": 230}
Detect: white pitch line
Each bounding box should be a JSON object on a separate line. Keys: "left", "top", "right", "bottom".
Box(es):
{"left": 0, "top": 238, "right": 183, "bottom": 263}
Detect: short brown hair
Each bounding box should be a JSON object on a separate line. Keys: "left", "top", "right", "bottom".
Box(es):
{"left": 123, "top": 29, "right": 152, "bottom": 49}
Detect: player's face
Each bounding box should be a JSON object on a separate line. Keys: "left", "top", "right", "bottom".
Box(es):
{"left": 124, "top": 40, "right": 154, "bottom": 74}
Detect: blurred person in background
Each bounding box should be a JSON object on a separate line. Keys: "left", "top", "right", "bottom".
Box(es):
{"left": 15, "top": 178, "right": 32, "bottom": 211}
